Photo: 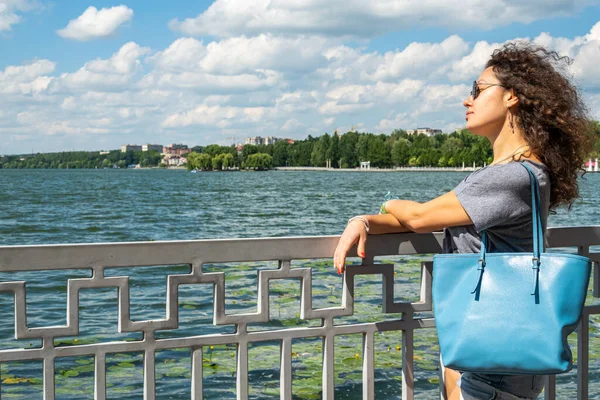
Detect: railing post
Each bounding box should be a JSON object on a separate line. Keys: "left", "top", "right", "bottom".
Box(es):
{"left": 144, "top": 331, "right": 156, "bottom": 400}
{"left": 192, "top": 347, "right": 203, "bottom": 400}
{"left": 322, "top": 319, "right": 335, "bottom": 400}
{"left": 402, "top": 313, "right": 414, "bottom": 400}
{"left": 236, "top": 331, "right": 249, "bottom": 400}
{"left": 544, "top": 375, "right": 556, "bottom": 400}
{"left": 280, "top": 338, "right": 292, "bottom": 400}
{"left": 578, "top": 316, "right": 589, "bottom": 400}
{"left": 43, "top": 354, "right": 55, "bottom": 400}
{"left": 362, "top": 331, "right": 375, "bottom": 400}
{"left": 94, "top": 352, "right": 106, "bottom": 400}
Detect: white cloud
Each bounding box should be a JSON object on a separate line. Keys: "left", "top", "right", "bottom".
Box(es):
{"left": 0, "top": 0, "right": 40, "bottom": 32}
{"left": 149, "top": 34, "right": 329, "bottom": 75}
{"left": 547, "top": 21, "right": 600, "bottom": 89}
{"left": 281, "top": 118, "right": 302, "bottom": 131}
{"left": 4, "top": 20, "right": 600, "bottom": 154}
{"left": 141, "top": 69, "right": 281, "bottom": 93}
{"left": 56, "top": 42, "right": 150, "bottom": 91}
{"left": 57, "top": 5, "right": 133, "bottom": 41}
{"left": 319, "top": 101, "right": 374, "bottom": 115}
{"left": 169, "top": 0, "right": 595, "bottom": 38}
{"left": 162, "top": 104, "right": 271, "bottom": 128}
{"left": 145, "top": 35, "right": 332, "bottom": 93}
{"left": 377, "top": 112, "right": 411, "bottom": 131}
{"left": 0, "top": 59, "right": 55, "bottom": 94}
{"left": 366, "top": 36, "right": 470, "bottom": 81}
{"left": 275, "top": 91, "right": 320, "bottom": 113}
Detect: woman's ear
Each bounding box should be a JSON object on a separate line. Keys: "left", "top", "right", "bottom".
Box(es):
{"left": 505, "top": 89, "right": 519, "bottom": 109}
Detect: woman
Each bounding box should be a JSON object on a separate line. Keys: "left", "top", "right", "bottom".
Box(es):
{"left": 333, "top": 42, "right": 591, "bottom": 399}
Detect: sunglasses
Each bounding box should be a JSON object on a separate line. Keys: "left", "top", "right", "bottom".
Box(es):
{"left": 471, "top": 81, "right": 506, "bottom": 100}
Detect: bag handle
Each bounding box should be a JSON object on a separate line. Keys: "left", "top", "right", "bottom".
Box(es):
{"left": 480, "top": 161, "right": 543, "bottom": 258}
{"left": 475, "top": 161, "right": 544, "bottom": 302}
{"left": 519, "top": 162, "right": 544, "bottom": 258}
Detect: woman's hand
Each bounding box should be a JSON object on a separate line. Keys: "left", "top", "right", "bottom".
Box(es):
{"left": 333, "top": 219, "right": 368, "bottom": 274}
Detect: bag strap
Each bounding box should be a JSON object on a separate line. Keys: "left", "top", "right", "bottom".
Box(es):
{"left": 479, "top": 161, "right": 544, "bottom": 259}
{"left": 519, "top": 162, "right": 544, "bottom": 258}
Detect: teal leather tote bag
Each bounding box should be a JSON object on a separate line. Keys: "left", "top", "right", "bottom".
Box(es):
{"left": 432, "top": 162, "right": 591, "bottom": 374}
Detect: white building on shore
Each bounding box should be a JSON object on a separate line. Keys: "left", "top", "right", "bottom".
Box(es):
{"left": 406, "top": 128, "right": 443, "bottom": 137}
{"left": 245, "top": 136, "right": 287, "bottom": 146}
{"left": 121, "top": 144, "right": 142, "bottom": 152}
{"left": 142, "top": 144, "right": 163, "bottom": 152}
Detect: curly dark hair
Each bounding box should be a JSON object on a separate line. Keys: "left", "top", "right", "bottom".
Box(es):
{"left": 486, "top": 42, "right": 592, "bottom": 210}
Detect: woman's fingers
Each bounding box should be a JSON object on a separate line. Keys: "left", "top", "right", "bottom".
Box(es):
{"left": 356, "top": 232, "right": 366, "bottom": 259}
{"left": 334, "top": 223, "right": 367, "bottom": 274}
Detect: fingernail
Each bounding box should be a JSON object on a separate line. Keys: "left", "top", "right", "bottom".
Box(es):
{"left": 359, "top": 252, "right": 365, "bottom": 258}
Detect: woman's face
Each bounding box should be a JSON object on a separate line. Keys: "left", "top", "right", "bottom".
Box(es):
{"left": 464, "top": 67, "right": 509, "bottom": 137}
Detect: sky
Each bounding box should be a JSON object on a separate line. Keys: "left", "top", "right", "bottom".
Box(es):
{"left": 1, "top": 1, "right": 600, "bottom": 154}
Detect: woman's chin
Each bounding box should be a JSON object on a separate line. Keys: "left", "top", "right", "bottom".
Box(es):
{"left": 465, "top": 121, "right": 477, "bottom": 133}
{"left": 465, "top": 122, "right": 485, "bottom": 137}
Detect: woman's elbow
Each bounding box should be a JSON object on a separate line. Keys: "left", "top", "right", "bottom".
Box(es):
{"left": 403, "top": 217, "right": 433, "bottom": 234}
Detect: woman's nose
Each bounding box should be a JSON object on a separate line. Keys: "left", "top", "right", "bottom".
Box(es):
{"left": 463, "top": 96, "right": 473, "bottom": 107}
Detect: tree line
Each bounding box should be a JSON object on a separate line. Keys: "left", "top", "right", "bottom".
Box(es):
{"left": 3, "top": 123, "right": 600, "bottom": 170}
{"left": 0, "top": 150, "right": 163, "bottom": 169}
{"left": 188, "top": 129, "right": 501, "bottom": 170}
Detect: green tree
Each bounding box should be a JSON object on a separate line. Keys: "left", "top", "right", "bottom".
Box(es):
{"left": 246, "top": 153, "right": 273, "bottom": 170}
{"left": 441, "top": 137, "right": 463, "bottom": 156}
{"left": 186, "top": 152, "right": 202, "bottom": 171}
{"left": 356, "top": 134, "right": 369, "bottom": 162}
{"left": 198, "top": 153, "right": 212, "bottom": 170}
{"left": 242, "top": 145, "right": 259, "bottom": 164}
{"left": 288, "top": 140, "right": 314, "bottom": 166}
{"left": 212, "top": 154, "right": 224, "bottom": 170}
{"left": 326, "top": 132, "right": 340, "bottom": 168}
{"left": 339, "top": 131, "right": 359, "bottom": 168}
{"left": 272, "top": 140, "right": 290, "bottom": 167}
{"left": 391, "top": 138, "right": 411, "bottom": 166}
{"left": 222, "top": 153, "right": 234, "bottom": 169}
{"left": 311, "top": 134, "right": 330, "bottom": 167}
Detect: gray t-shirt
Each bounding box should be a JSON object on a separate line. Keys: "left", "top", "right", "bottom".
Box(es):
{"left": 443, "top": 160, "right": 551, "bottom": 254}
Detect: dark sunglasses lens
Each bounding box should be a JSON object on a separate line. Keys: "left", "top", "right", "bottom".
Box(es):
{"left": 471, "top": 81, "right": 478, "bottom": 99}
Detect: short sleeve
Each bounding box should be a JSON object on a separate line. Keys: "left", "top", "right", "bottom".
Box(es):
{"left": 454, "top": 164, "right": 532, "bottom": 232}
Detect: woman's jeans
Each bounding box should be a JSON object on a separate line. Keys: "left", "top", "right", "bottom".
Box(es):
{"left": 458, "top": 373, "right": 545, "bottom": 400}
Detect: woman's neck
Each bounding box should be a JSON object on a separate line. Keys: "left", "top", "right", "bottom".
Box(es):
{"left": 489, "top": 125, "right": 530, "bottom": 165}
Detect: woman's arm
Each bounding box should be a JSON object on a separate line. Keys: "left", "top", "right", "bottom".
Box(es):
{"left": 370, "top": 191, "right": 473, "bottom": 233}
{"left": 333, "top": 191, "right": 472, "bottom": 273}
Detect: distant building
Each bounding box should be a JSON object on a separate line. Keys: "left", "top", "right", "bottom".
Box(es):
{"left": 165, "top": 143, "right": 188, "bottom": 149}
{"left": 264, "top": 136, "right": 281, "bottom": 145}
{"left": 163, "top": 144, "right": 190, "bottom": 156}
{"left": 121, "top": 144, "right": 142, "bottom": 152}
{"left": 142, "top": 144, "right": 163, "bottom": 152}
{"left": 245, "top": 136, "right": 289, "bottom": 146}
{"left": 99, "top": 151, "right": 110, "bottom": 155}
{"left": 163, "top": 155, "right": 187, "bottom": 167}
{"left": 406, "top": 128, "right": 442, "bottom": 137}
{"left": 245, "top": 136, "right": 264, "bottom": 146}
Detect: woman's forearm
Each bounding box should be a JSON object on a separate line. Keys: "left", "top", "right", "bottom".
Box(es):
{"left": 362, "top": 200, "right": 422, "bottom": 234}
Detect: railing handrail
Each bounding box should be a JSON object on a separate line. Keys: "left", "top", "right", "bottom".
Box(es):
{"left": 0, "top": 226, "right": 598, "bottom": 400}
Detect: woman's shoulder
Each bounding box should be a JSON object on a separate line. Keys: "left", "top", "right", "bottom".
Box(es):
{"left": 467, "top": 160, "right": 549, "bottom": 188}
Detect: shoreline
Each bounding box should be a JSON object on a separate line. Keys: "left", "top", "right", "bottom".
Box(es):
{"left": 274, "top": 166, "right": 478, "bottom": 172}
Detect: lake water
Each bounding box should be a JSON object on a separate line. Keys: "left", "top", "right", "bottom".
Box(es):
{"left": 1, "top": 169, "right": 599, "bottom": 399}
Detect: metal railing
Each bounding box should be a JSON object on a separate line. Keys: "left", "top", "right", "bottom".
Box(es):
{"left": 0, "top": 226, "right": 598, "bottom": 399}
